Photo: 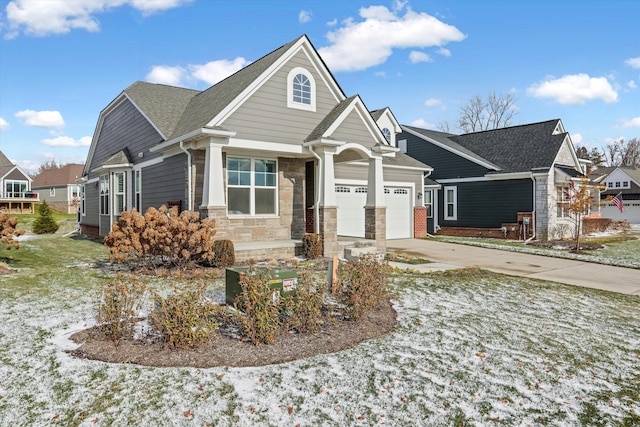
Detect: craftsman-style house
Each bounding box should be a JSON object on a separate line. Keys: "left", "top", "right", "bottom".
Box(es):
{"left": 79, "top": 35, "right": 431, "bottom": 260}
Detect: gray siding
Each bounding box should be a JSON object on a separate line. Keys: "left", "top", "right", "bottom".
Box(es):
{"left": 331, "top": 110, "right": 376, "bottom": 148}
{"left": 5, "top": 168, "right": 29, "bottom": 180}
{"left": 83, "top": 182, "right": 99, "bottom": 225}
{"left": 222, "top": 50, "right": 339, "bottom": 144}
{"left": 142, "top": 154, "right": 187, "bottom": 211}
{"left": 439, "top": 179, "right": 533, "bottom": 228}
{"left": 89, "top": 99, "right": 163, "bottom": 179}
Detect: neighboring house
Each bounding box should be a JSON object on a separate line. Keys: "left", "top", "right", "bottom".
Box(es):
{"left": 0, "top": 150, "right": 38, "bottom": 213}
{"left": 398, "top": 119, "right": 591, "bottom": 241}
{"left": 597, "top": 166, "right": 640, "bottom": 223}
{"left": 31, "top": 164, "right": 84, "bottom": 214}
{"left": 80, "top": 35, "right": 431, "bottom": 260}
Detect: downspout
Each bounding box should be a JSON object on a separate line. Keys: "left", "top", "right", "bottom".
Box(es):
{"left": 179, "top": 140, "right": 192, "bottom": 211}
{"left": 307, "top": 145, "right": 322, "bottom": 234}
{"left": 526, "top": 174, "right": 536, "bottom": 243}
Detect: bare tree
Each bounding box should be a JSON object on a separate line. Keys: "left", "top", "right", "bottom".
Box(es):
{"left": 457, "top": 92, "right": 517, "bottom": 133}
{"left": 36, "top": 160, "right": 63, "bottom": 175}
{"left": 606, "top": 137, "right": 640, "bottom": 166}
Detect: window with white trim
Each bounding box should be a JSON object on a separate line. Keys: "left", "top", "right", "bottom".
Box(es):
{"left": 99, "top": 174, "right": 109, "bottom": 215}
{"left": 556, "top": 185, "right": 569, "bottom": 218}
{"left": 424, "top": 190, "right": 433, "bottom": 218}
{"left": 50, "top": 187, "right": 55, "bottom": 197}
{"left": 113, "top": 171, "right": 125, "bottom": 215}
{"left": 134, "top": 170, "right": 142, "bottom": 211}
{"left": 382, "top": 127, "right": 391, "bottom": 143}
{"left": 80, "top": 185, "right": 85, "bottom": 216}
{"left": 4, "top": 180, "right": 27, "bottom": 198}
{"left": 227, "top": 157, "right": 277, "bottom": 215}
{"left": 287, "top": 67, "right": 315, "bottom": 111}
{"left": 444, "top": 186, "right": 457, "bottom": 220}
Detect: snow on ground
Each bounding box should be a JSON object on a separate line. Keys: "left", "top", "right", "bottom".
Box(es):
{"left": 0, "top": 273, "right": 639, "bottom": 426}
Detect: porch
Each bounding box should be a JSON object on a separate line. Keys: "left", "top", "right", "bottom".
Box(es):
{"left": 0, "top": 193, "right": 40, "bottom": 214}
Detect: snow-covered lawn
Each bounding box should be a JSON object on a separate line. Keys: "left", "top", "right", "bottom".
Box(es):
{"left": 1, "top": 264, "right": 638, "bottom": 426}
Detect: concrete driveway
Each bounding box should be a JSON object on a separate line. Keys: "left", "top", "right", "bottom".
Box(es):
{"left": 387, "top": 239, "right": 640, "bottom": 296}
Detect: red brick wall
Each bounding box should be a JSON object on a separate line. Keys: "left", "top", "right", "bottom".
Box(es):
{"left": 583, "top": 218, "right": 611, "bottom": 234}
{"left": 414, "top": 206, "right": 427, "bottom": 238}
{"left": 437, "top": 226, "right": 519, "bottom": 240}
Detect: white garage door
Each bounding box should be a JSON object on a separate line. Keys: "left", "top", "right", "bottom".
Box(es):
{"left": 335, "top": 185, "right": 412, "bottom": 239}
{"left": 601, "top": 201, "right": 640, "bottom": 223}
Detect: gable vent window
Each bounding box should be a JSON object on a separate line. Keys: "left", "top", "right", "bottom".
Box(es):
{"left": 287, "top": 67, "right": 316, "bottom": 112}
{"left": 382, "top": 127, "right": 391, "bottom": 143}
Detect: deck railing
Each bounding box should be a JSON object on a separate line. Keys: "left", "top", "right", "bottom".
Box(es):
{"left": 0, "top": 192, "right": 40, "bottom": 201}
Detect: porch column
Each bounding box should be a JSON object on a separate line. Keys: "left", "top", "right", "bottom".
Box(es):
{"left": 318, "top": 145, "right": 338, "bottom": 207}
{"left": 317, "top": 145, "right": 340, "bottom": 256}
{"left": 364, "top": 153, "right": 386, "bottom": 252}
{"left": 200, "top": 140, "right": 225, "bottom": 208}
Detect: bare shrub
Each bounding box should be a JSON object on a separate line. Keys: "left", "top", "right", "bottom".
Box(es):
{"left": 150, "top": 283, "right": 219, "bottom": 349}
{"left": 0, "top": 212, "right": 24, "bottom": 250}
{"left": 302, "top": 233, "right": 323, "bottom": 259}
{"left": 281, "top": 268, "right": 325, "bottom": 333}
{"left": 336, "top": 255, "right": 391, "bottom": 321}
{"left": 94, "top": 278, "right": 147, "bottom": 346}
{"left": 212, "top": 239, "right": 235, "bottom": 267}
{"left": 234, "top": 269, "right": 282, "bottom": 345}
{"left": 104, "top": 205, "right": 217, "bottom": 269}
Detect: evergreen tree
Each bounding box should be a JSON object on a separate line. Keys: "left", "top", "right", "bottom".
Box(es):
{"left": 32, "top": 201, "right": 60, "bottom": 234}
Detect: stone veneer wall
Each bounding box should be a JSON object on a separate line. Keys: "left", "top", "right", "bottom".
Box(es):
{"left": 365, "top": 207, "right": 386, "bottom": 253}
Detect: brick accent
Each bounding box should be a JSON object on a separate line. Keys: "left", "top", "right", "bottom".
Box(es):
{"left": 305, "top": 207, "right": 315, "bottom": 233}
{"left": 437, "top": 226, "right": 518, "bottom": 240}
{"left": 414, "top": 206, "right": 427, "bottom": 238}
{"left": 583, "top": 217, "right": 611, "bottom": 234}
{"left": 80, "top": 223, "right": 100, "bottom": 238}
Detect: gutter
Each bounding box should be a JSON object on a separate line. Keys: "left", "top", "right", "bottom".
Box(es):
{"left": 307, "top": 145, "right": 322, "bottom": 234}
{"left": 179, "top": 140, "right": 192, "bottom": 211}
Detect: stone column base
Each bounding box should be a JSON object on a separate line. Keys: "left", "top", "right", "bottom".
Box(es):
{"left": 199, "top": 206, "right": 228, "bottom": 239}
{"left": 318, "top": 206, "right": 340, "bottom": 257}
{"left": 365, "top": 206, "right": 386, "bottom": 253}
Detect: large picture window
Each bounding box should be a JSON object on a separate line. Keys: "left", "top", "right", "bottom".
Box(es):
{"left": 227, "top": 157, "right": 277, "bottom": 215}
{"left": 5, "top": 180, "right": 27, "bottom": 198}
{"left": 444, "top": 186, "right": 457, "bottom": 220}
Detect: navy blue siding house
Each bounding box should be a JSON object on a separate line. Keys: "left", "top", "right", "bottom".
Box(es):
{"left": 398, "top": 119, "right": 587, "bottom": 240}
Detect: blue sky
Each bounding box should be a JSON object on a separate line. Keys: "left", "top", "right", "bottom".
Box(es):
{"left": 0, "top": 0, "right": 638, "bottom": 174}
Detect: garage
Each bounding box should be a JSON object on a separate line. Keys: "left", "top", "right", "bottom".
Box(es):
{"left": 601, "top": 198, "right": 640, "bottom": 224}
{"left": 335, "top": 184, "right": 413, "bottom": 239}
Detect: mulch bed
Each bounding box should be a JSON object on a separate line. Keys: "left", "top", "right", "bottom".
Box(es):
{"left": 69, "top": 299, "right": 397, "bottom": 368}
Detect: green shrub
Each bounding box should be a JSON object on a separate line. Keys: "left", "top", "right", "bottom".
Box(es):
{"left": 212, "top": 239, "right": 235, "bottom": 267}
{"left": 302, "top": 233, "right": 323, "bottom": 259}
{"left": 150, "top": 283, "right": 219, "bottom": 349}
{"left": 32, "top": 201, "right": 59, "bottom": 234}
{"left": 336, "top": 255, "right": 391, "bottom": 320}
{"left": 95, "top": 278, "right": 146, "bottom": 346}
{"left": 281, "top": 269, "right": 324, "bottom": 333}
{"left": 234, "top": 269, "right": 282, "bottom": 345}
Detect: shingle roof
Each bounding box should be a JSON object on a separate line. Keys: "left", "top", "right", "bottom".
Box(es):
{"left": 450, "top": 120, "right": 566, "bottom": 173}
{"left": 31, "top": 164, "right": 84, "bottom": 188}
{"left": 305, "top": 95, "right": 358, "bottom": 142}
{"left": 383, "top": 152, "right": 430, "bottom": 170}
{"left": 0, "top": 150, "right": 15, "bottom": 177}
{"left": 169, "top": 36, "right": 304, "bottom": 140}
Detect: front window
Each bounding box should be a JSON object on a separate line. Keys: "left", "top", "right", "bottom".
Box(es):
{"left": 99, "top": 174, "right": 109, "bottom": 215}
{"left": 444, "top": 186, "right": 457, "bottom": 220}
{"left": 227, "top": 157, "right": 277, "bottom": 215}
{"left": 557, "top": 185, "right": 569, "bottom": 218}
{"left": 71, "top": 185, "right": 80, "bottom": 198}
{"left": 424, "top": 190, "right": 433, "bottom": 218}
{"left": 293, "top": 74, "right": 311, "bottom": 105}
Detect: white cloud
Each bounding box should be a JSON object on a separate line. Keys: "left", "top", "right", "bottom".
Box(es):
{"left": 41, "top": 135, "right": 91, "bottom": 147}
{"left": 628, "top": 80, "right": 637, "bottom": 89}
{"left": 3, "top": 0, "right": 192, "bottom": 38}
{"left": 146, "top": 57, "right": 249, "bottom": 87}
{"left": 374, "top": 71, "right": 387, "bottom": 78}
{"left": 299, "top": 10, "right": 312, "bottom": 24}
{"left": 0, "top": 117, "right": 9, "bottom": 130}
{"left": 318, "top": 4, "right": 465, "bottom": 72}
{"left": 411, "top": 118, "right": 434, "bottom": 128}
{"left": 15, "top": 109, "right": 64, "bottom": 129}
{"left": 189, "top": 57, "right": 249, "bottom": 85}
{"left": 424, "top": 98, "right": 442, "bottom": 108}
{"left": 437, "top": 47, "right": 451, "bottom": 57}
{"left": 572, "top": 133, "right": 583, "bottom": 144}
{"left": 620, "top": 117, "right": 640, "bottom": 128}
{"left": 409, "top": 51, "right": 432, "bottom": 63}
{"left": 327, "top": 18, "right": 337, "bottom": 27}
{"left": 625, "top": 57, "right": 640, "bottom": 69}
{"left": 146, "top": 65, "right": 186, "bottom": 86}
{"left": 527, "top": 74, "right": 618, "bottom": 105}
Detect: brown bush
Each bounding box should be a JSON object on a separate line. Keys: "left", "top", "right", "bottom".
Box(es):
{"left": 104, "top": 205, "right": 217, "bottom": 268}
{"left": 234, "top": 269, "right": 282, "bottom": 345}
{"left": 150, "top": 283, "right": 219, "bottom": 349}
{"left": 0, "top": 212, "right": 24, "bottom": 250}
{"left": 212, "top": 239, "right": 235, "bottom": 267}
{"left": 302, "top": 233, "right": 323, "bottom": 259}
{"left": 281, "top": 268, "right": 325, "bottom": 333}
{"left": 94, "top": 278, "right": 147, "bottom": 346}
{"left": 336, "top": 255, "right": 391, "bottom": 321}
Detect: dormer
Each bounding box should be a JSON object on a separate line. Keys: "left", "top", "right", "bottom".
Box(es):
{"left": 370, "top": 107, "right": 401, "bottom": 147}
